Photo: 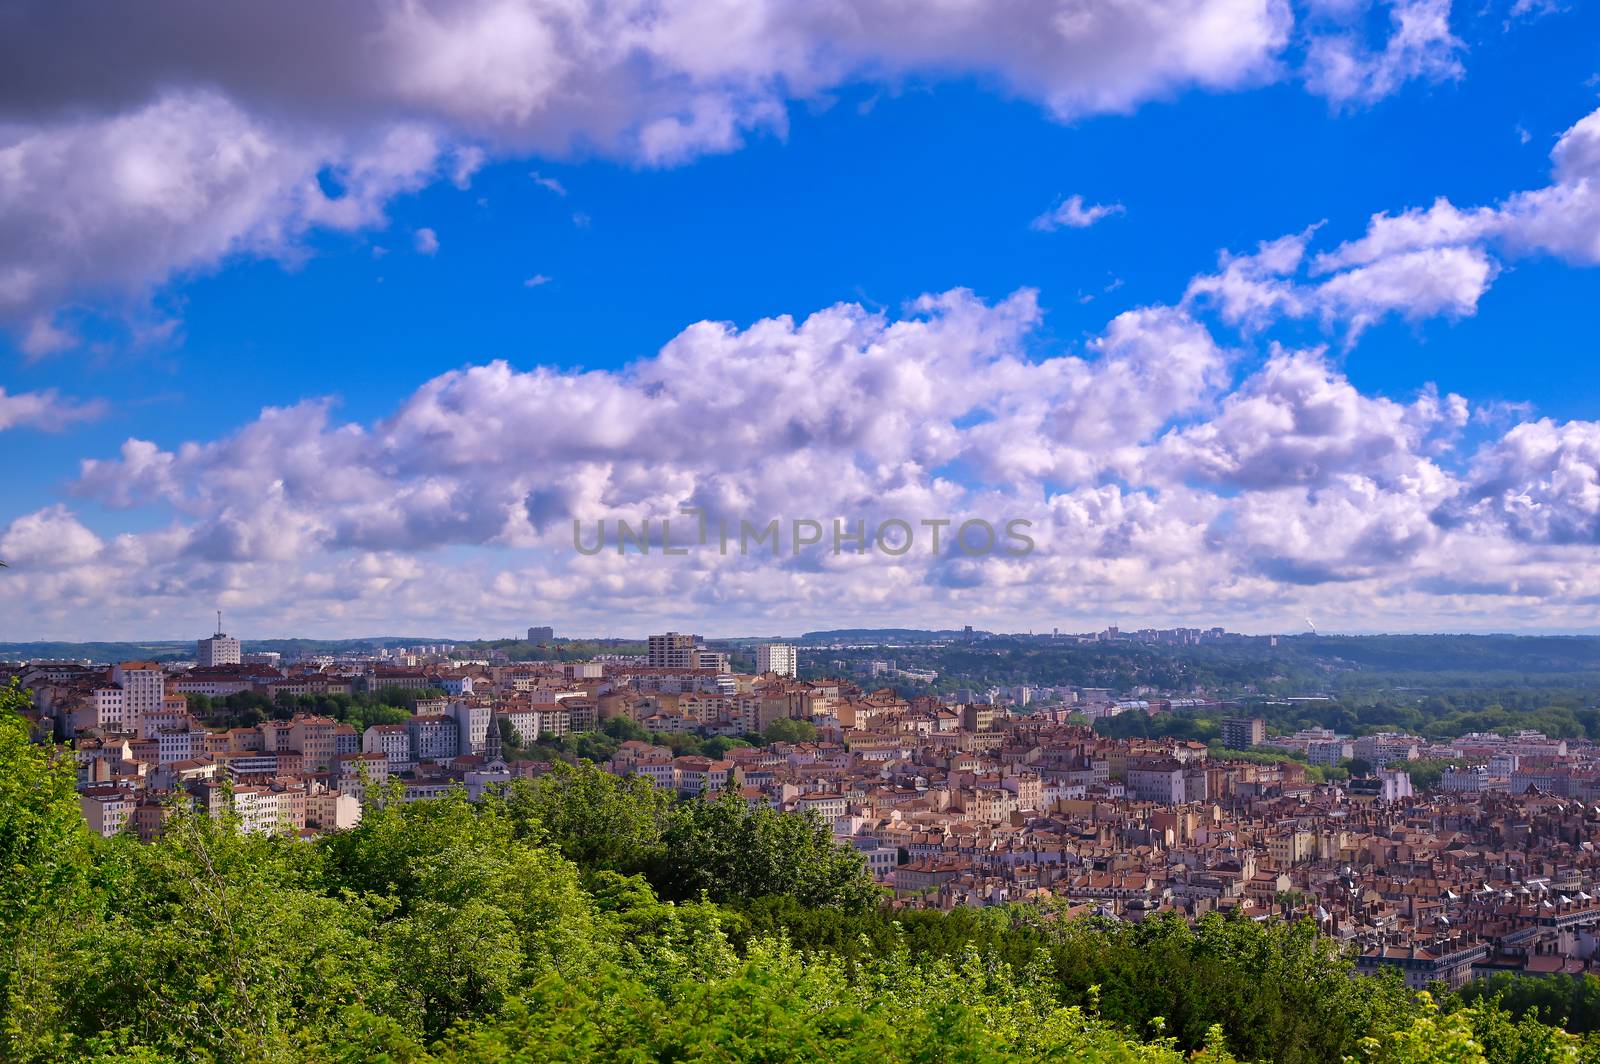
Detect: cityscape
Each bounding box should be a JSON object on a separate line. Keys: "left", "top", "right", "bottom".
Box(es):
{"left": 6, "top": 0, "right": 1600, "bottom": 1060}
{"left": 13, "top": 622, "right": 1600, "bottom": 1000}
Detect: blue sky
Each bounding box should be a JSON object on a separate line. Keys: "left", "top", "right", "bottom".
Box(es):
{"left": 3, "top": 0, "right": 1600, "bottom": 639}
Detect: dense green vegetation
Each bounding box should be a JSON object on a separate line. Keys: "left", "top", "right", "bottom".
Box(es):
{"left": 2, "top": 680, "right": 1596, "bottom": 1063}
{"left": 0, "top": 635, "right": 648, "bottom": 665}
{"left": 807, "top": 632, "right": 1600, "bottom": 705}
{"left": 184, "top": 687, "right": 445, "bottom": 732}
{"left": 450, "top": 637, "right": 648, "bottom": 662}
{"left": 1459, "top": 973, "right": 1600, "bottom": 1033}
{"left": 1093, "top": 689, "right": 1600, "bottom": 746}
{"left": 501, "top": 715, "right": 821, "bottom": 766}
{"left": 0, "top": 637, "right": 466, "bottom": 663}
{"left": 503, "top": 715, "right": 765, "bottom": 764}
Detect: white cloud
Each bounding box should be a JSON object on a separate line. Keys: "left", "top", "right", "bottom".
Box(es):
{"left": 12, "top": 277, "right": 1596, "bottom": 637}
{"left": 529, "top": 171, "right": 567, "bottom": 195}
{"left": 1442, "top": 418, "right": 1600, "bottom": 544}
{"left": 0, "top": 0, "right": 1329, "bottom": 340}
{"left": 1309, "top": 104, "right": 1600, "bottom": 296}
{"left": 0, "top": 92, "right": 448, "bottom": 347}
{"left": 1183, "top": 229, "right": 1317, "bottom": 329}
{"left": 1147, "top": 345, "right": 1465, "bottom": 490}
{"left": 0, "top": 505, "right": 104, "bottom": 568}
{"left": 413, "top": 227, "right": 441, "bottom": 255}
{"left": 20, "top": 316, "right": 77, "bottom": 358}
{"left": 1302, "top": 0, "right": 1464, "bottom": 107}
{"left": 1031, "top": 194, "right": 1125, "bottom": 231}
{"left": 523, "top": 274, "right": 552, "bottom": 288}
{"left": 1507, "top": 0, "right": 1564, "bottom": 21}
{"left": 1313, "top": 244, "right": 1495, "bottom": 335}
{"left": 0, "top": 386, "right": 105, "bottom": 431}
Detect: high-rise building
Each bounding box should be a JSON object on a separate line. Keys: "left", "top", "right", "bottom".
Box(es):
{"left": 756, "top": 643, "right": 798, "bottom": 678}
{"left": 112, "top": 662, "right": 166, "bottom": 738}
{"left": 527, "top": 626, "right": 555, "bottom": 642}
{"left": 647, "top": 632, "right": 702, "bottom": 669}
{"left": 198, "top": 612, "right": 241, "bottom": 667}
{"left": 1221, "top": 717, "right": 1266, "bottom": 750}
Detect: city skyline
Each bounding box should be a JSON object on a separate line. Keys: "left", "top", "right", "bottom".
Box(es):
{"left": 5, "top": 1, "right": 1600, "bottom": 639}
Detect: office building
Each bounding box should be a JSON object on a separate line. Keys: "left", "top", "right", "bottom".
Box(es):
{"left": 197, "top": 621, "right": 241, "bottom": 668}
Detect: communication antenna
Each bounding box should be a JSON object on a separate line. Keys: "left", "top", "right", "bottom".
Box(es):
{"left": 216, "top": 609, "right": 223, "bottom": 636}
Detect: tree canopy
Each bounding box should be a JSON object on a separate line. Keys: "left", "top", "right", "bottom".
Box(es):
{"left": 3, "top": 680, "right": 1596, "bottom": 1063}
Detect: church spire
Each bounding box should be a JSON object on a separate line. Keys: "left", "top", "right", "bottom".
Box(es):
{"left": 484, "top": 703, "right": 503, "bottom": 761}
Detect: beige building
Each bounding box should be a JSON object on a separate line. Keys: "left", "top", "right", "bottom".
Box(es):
{"left": 111, "top": 662, "right": 166, "bottom": 738}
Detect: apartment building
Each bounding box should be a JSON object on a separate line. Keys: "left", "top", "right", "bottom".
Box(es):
{"left": 756, "top": 643, "right": 798, "bottom": 678}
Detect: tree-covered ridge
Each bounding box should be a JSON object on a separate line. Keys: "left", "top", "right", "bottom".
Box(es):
{"left": 1094, "top": 687, "right": 1600, "bottom": 746}
{"left": 810, "top": 633, "right": 1600, "bottom": 696}
{"left": 0, "top": 682, "right": 1595, "bottom": 1063}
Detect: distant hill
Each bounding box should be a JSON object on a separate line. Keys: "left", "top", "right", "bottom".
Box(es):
{"left": 1283, "top": 633, "right": 1600, "bottom": 674}
{"left": 0, "top": 636, "right": 464, "bottom": 662}
{"left": 799, "top": 628, "right": 989, "bottom": 643}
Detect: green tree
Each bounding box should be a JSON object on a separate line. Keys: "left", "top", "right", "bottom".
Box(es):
{"left": 495, "top": 760, "right": 671, "bottom": 872}
{"left": 652, "top": 793, "right": 878, "bottom": 911}
{"left": 763, "top": 718, "right": 817, "bottom": 744}
{"left": 0, "top": 680, "right": 96, "bottom": 1059}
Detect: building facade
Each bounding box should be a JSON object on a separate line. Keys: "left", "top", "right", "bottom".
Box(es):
{"left": 756, "top": 643, "right": 799, "bottom": 678}
{"left": 197, "top": 632, "right": 242, "bottom": 668}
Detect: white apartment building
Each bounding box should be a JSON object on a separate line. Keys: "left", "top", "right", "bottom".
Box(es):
{"left": 111, "top": 662, "right": 166, "bottom": 738}
{"left": 154, "top": 726, "right": 199, "bottom": 765}
{"left": 232, "top": 787, "right": 282, "bottom": 834}
{"left": 793, "top": 792, "right": 847, "bottom": 826}
{"left": 83, "top": 685, "right": 126, "bottom": 732}
{"left": 1307, "top": 739, "right": 1353, "bottom": 767}
{"left": 1126, "top": 761, "right": 1187, "bottom": 804}
{"left": 407, "top": 715, "right": 460, "bottom": 763}
{"left": 756, "top": 643, "right": 798, "bottom": 678}
{"left": 447, "top": 701, "right": 492, "bottom": 756}
{"left": 363, "top": 724, "right": 414, "bottom": 773}
{"left": 80, "top": 787, "right": 136, "bottom": 837}
{"left": 1377, "top": 767, "right": 1415, "bottom": 801}
{"left": 1441, "top": 764, "right": 1489, "bottom": 793}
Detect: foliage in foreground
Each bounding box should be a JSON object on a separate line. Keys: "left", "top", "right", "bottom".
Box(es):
{"left": 1, "top": 683, "right": 1597, "bottom": 1063}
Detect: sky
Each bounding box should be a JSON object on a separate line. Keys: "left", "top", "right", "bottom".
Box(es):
{"left": 2, "top": 0, "right": 1600, "bottom": 641}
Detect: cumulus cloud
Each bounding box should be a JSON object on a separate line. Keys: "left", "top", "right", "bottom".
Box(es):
{"left": 8, "top": 0, "right": 1468, "bottom": 342}
{"left": 1185, "top": 213, "right": 1494, "bottom": 340}
{"left": 1303, "top": 103, "right": 1600, "bottom": 306}
{"left": 0, "top": 276, "right": 1589, "bottom": 636}
{"left": 1031, "top": 194, "right": 1125, "bottom": 231}
{"left": 1441, "top": 419, "right": 1600, "bottom": 544}
{"left": 0, "top": 92, "right": 448, "bottom": 349}
{"left": 0, "top": 505, "right": 104, "bottom": 568}
{"left": 1169, "top": 97, "right": 1600, "bottom": 351}
{"left": 414, "top": 227, "right": 441, "bottom": 255}
{"left": 1147, "top": 345, "right": 1465, "bottom": 489}
{"left": 0, "top": 386, "right": 105, "bottom": 432}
